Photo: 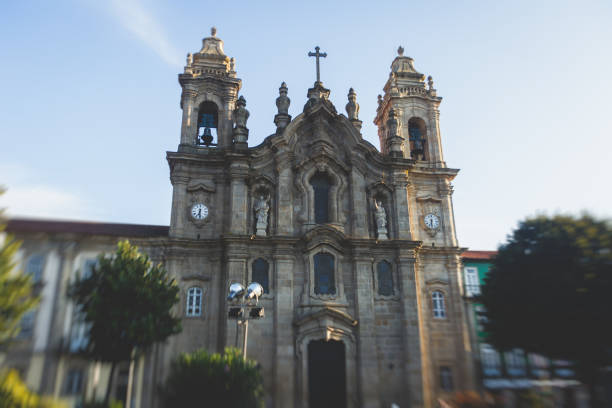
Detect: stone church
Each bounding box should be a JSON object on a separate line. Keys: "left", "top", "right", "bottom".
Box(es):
{"left": 3, "top": 29, "right": 475, "bottom": 408}
{"left": 158, "top": 28, "right": 474, "bottom": 407}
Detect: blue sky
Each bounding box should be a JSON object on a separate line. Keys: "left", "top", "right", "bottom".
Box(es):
{"left": 1, "top": 0, "right": 611, "bottom": 250}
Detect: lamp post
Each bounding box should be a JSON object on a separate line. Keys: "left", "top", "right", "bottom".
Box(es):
{"left": 227, "top": 282, "right": 265, "bottom": 359}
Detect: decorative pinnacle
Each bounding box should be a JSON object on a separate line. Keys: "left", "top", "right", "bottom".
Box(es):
{"left": 398, "top": 46, "right": 404, "bottom": 56}
{"left": 211, "top": 27, "right": 217, "bottom": 37}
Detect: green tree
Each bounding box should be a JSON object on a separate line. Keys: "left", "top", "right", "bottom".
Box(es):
{"left": 69, "top": 240, "right": 181, "bottom": 406}
{"left": 480, "top": 214, "right": 612, "bottom": 407}
{"left": 160, "top": 348, "right": 265, "bottom": 408}
{"left": 0, "top": 189, "right": 38, "bottom": 345}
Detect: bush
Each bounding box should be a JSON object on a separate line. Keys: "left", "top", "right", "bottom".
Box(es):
{"left": 0, "top": 369, "right": 66, "bottom": 408}
{"left": 160, "top": 347, "right": 264, "bottom": 408}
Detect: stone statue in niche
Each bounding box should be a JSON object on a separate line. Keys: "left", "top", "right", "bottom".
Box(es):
{"left": 254, "top": 195, "right": 269, "bottom": 236}
{"left": 374, "top": 200, "right": 388, "bottom": 240}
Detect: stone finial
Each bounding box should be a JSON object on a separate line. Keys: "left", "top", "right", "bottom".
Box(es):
{"left": 386, "top": 108, "right": 404, "bottom": 157}
{"left": 211, "top": 27, "right": 217, "bottom": 37}
{"left": 233, "top": 96, "right": 250, "bottom": 147}
{"left": 346, "top": 88, "right": 362, "bottom": 131}
{"left": 427, "top": 75, "right": 434, "bottom": 90}
{"left": 230, "top": 57, "right": 236, "bottom": 71}
{"left": 274, "top": 82, "right": 292, "bottom": 132}
{"left": 276, "top": 82, "right": 290, "bottom": 115}
{"left": 398, "top": 46, "right": 404, "bottom": 56}
{"left": 377, "top": 94, "right": 383, "bottom": 106}
{"left": 346, "top": 88, "right": 359, "bottom": 120}
{"left": 186, "top": 53, "right": 193, "bottom": 66}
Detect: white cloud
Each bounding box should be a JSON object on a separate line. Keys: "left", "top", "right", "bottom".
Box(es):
{"left": 0, "top": 164, "right": 97, "bottom": 221}
{"left": 108, "top": 0, "right": 182, "bottom": 68}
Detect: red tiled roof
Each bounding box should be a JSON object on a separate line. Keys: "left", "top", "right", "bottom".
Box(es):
{"left": 6, "top": 218, "right": 169, "bottom": 238}
{"left": 462, "top": 250, "right": 497, "bottom": 260}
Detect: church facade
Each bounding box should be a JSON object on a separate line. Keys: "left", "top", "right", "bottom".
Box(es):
{"left": 158, "top": 29, "right": 475, "bottom": 407}
{"left": 3, "top": 30, "right": 476, "bottom": 408}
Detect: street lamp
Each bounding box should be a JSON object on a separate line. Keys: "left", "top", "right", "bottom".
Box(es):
{"left": 227, "top": 282, "right": 265, "bottom": 359}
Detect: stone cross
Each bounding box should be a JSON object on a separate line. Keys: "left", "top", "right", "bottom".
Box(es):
{"left": 308, "top": 46, "right": 327, "bottom": 83}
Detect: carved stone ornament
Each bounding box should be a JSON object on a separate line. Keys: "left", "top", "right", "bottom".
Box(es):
{"left": 416, "top": 196, "right": 442, "bottom": 237}
{"left": 345, "top": 88, "right": 359, "bottom": 120}
{"left": 274, "top": 82, "right": 291, "bottom": 132}
{"left": 232, "top": 95, "right": 249, "bottom": 145}
{"left": 253, "top": 194, "right": 270, "bottom": 236}
{"left": 374, "top": 200, "right": 388, "bottom": 240}
{"left": 386, "top": 108, "right": 404, "bottom": 157}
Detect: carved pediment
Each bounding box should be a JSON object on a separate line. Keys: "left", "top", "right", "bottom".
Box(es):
{"left": 186, "top": 180, "right": 216, "bottom": 193}
{"left": 302, "top": 225, "right": 346, "bottom": 252}
{"left": 294, "top": 306, "right": 358, "bottom": 329}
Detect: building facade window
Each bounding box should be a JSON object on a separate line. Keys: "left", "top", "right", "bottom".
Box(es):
{"left": 310, "top": 172, "right": 331, "bottom": 224}
{"left": 376, "top": 260, "right": 394, "bottom": 296}
{"left": 432, "top": 291, "right": 446, "bottom": 319}
{"left": 186, "top": 287, "right": 203, "bottom": 317}
{"left": 480, "top": 343, "right": 502, "bottom": 377}
{"left": 18, "top": 310, "right": 36, "bottom": 339}
{"left": 505, "top": 349, "right": 526, "bottom": 377}
{"left": 69, "top": 305, "right": 89, "bottom": 353}
{"left": 82, "top": 258, "right": 97, "bottom": 280}
{"left": 440, "top": 366, "right": 453, "bottom": 391}
{"left": 314, "top": 253, "right": 335, "bottom": 295}
{"left": 464, "top": 267, "right": 480, "bottom": 297}
{"left": 63, "top": 369, "right": 83, "bottom": 395}
{"left": 26, "top": 254, "right": 45, "bottom": 283}
{"left": 252, "top": 258, "right": 270, "bottom": 294}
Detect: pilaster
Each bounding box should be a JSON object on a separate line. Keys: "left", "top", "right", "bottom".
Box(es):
{"left": 392, "top": 171, "right": 412, "bottom": 239}
{"left": 275, "top": 153, "right": 294, "bottom": 236}
{"left": 353, "top": 252, "right": 379, "bottom": 408}
{"left": 273, "top": 250, "right": 295, "bottom": 408}
{"left": 397, "top": 251, "right": 426, "bottom": 408}
{"left": 180, "top": 87, "right": 197, "bottom": 146}
{"left": 228, "top": 159, "right": 249, "bottom": 235}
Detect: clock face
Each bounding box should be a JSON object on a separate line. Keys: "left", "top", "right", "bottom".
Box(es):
{"left": 191, "top": 203, "right": 208, "bottom": 220}
{"left": 424, "top": 213, "right": 440, "bottom": 229}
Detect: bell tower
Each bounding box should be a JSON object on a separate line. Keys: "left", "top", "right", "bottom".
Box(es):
{"left": 374, "top": 46, "right": 444, "bottom": 166}
{"left": 178, "top": 27, "right": 242, "bottom": 149}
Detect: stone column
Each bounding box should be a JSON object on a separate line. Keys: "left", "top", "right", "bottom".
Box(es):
{"left": 392, "top": 172, "right": 412, "bottom": 239}
{"left": 180, "top": 88, "right": 197, "bottom": 146}
{"left": 273, "top": 250, "right": 295, "bottom": 408}
{"left": 350, "top": 168, "right": 368, "bottom": 238}
{"left": 397, "top": 251, "right": 426, "bottom": 408}
{"left": 169, "top": 175, "right": 189, "bottom": 238}
{"left": 223, "top": 245, "right": 248, "bottom": 351}
{"left": 275, "top": 154, "right": 294, "bottom": 236}
{"left": 353, "top": 253, "right": 379, "bottom": 408}
{"left": 229, "top": 160, "right": 249, "bottom": 235}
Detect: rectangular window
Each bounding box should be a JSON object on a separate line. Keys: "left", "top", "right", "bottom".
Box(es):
{"left": 18, "top": 310, "right": 36, "bottom": 339}
{"left": 82, "top": 259, "right": 97, "bottom": 279}
{"left": 63, "top": 369, "right": 83, "bottom": 395}
{"left": 464, "top": 267, "right": 480, "bottom": 297}
{"left": 314, "top": 253, "right": 335, "bottom": 295}
{"left": 26, "top": 254, "right": 45, "bottom": 284}
{"left": 505, "top": 349, "right": 526, "bottom": 377}
{"left": 480, "top": 343, "right": 501, "bottom": 377}
{"left": 69, "top": 305, "right": 90, "bottom": 353}
{"left": 440, "top": 366, "right": 453, "bottom": 391}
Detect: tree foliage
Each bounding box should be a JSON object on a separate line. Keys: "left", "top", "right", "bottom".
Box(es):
{"left": 69, "top": 240, "right": 182, "bottom": 363}
{"left": 0, "top": 369, "right": 66, "bottom": 408}
{"left": 0, "top": 189, "right": 39, "bottom": 345}
{"left": 480, "top": 214, "right": 612, "bottom": 384}
{"left": 160, "top": 348, "right": 265, "bottom": 408}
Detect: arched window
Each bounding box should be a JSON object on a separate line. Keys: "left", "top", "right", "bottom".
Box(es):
{"left": 186, "top": 287, "right": 203, "bottom": 317}
{"left": 26, "top": 254, "right": 45, "bottom": 283}
{"left": 377, "top": 261, "right": 394, "bottom": 296}
{"left": 314, "top": 253, "right": 335, "bottom": 295}
{"left": 310, "top": 172, "right": 331, "bottom": 224}
{"left": 196, "top": 101, "right": 218, "bottom": 146}
{"left": 252, "top": 258, "right": 269, "bottom": 294}
{"left": 408, "top": 117, "right": 427, "bottom": 160}
{"left": 432, "top": 291, "right": 446, "bottom": 319}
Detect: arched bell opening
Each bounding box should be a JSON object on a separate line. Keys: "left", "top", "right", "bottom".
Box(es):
{"left": 196, "top": 101, "right": 219, "bottom": 146}
{"left": 408, "top": 117, "right": 427, "bottom": 160}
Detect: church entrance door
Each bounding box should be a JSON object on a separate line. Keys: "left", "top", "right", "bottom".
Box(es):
{"left": 308, "top": 339, "right": 346, "bottom": 408}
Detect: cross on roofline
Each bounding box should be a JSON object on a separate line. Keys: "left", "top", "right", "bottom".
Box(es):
{"left": 308, "top": 46, "right": 327, "bottom": 83}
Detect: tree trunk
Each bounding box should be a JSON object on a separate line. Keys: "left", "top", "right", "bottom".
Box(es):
{"left": 104, "top": 361, "right": 117, "bottom": 406}
{"left": 126, "top": 356, "right": 135, "bottom": 408}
